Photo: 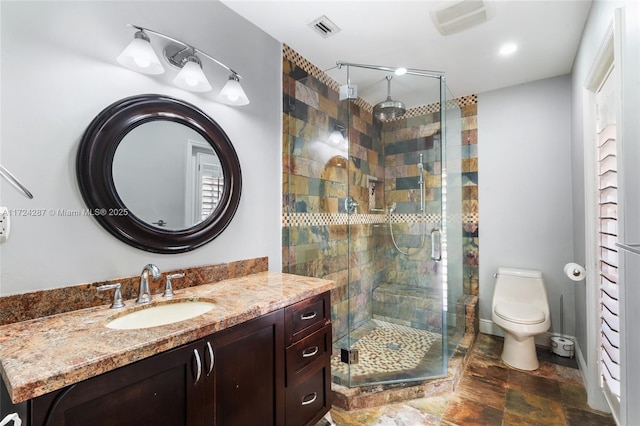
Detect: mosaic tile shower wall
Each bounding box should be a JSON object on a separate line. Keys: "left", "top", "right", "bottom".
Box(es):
{"left": 282, "top": 45, "right": 479, "bottom": 343}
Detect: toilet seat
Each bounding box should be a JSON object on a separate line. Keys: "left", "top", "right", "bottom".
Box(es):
{"left": 494, "top": 302, "right": 545, "bottom": 325}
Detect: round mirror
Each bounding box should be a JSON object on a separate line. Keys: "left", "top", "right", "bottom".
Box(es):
{"left": 77, "top": 94, "right": 242, "bottom": 253}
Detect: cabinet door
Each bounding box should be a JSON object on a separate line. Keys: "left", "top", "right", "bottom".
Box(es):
{"left": 30, "top": 340, "right": 206, "bottom": 426}
{"left": 207, "top": 309, "right": 285, "bottom": 426}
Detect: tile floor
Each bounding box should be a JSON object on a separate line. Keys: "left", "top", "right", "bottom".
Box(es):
{"left": 324, "top": 333, "right": 616, "bottom": 425}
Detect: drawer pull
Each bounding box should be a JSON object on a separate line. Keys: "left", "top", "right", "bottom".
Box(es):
{"left": 302, "top": 346, "right": 319, "bottom": 358}
{"left": 193, "top": 349, "right": 202, "bottom": 385}
{"left": 301, "top": 392, "right": 317, "bottom": 406}
{"left": 300, "top": 311, "right": 317, "bottom": 321}
{"left": 206, "top": 341, "right": 214, "bottom": 376}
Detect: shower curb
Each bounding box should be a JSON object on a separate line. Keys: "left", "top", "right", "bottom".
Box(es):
{"left": 331, "top": 295, "right": 478, "bottom": 411}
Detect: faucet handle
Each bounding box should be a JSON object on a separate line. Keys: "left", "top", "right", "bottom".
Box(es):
{"left": 97, "top": 283, "right": 125, "bottom": 309}
{"left": 163, "top": 273, "right": 185, "bottom": 298}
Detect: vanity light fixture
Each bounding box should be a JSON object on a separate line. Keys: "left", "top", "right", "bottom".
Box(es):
{"left": 118, "top": 24, "right": 249, "bottom": 105}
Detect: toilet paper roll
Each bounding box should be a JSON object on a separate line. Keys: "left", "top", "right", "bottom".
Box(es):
{"left": 564, "top": 262, "right": 586, "bottom": 281}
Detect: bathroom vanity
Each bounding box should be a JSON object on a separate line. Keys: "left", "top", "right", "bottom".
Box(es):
{"left": 0, "top": 272, "right": 334, "bottom": 426}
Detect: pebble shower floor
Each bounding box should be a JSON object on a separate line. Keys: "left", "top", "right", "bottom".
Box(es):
{"left": 331, "top": 320, "right": 442, "bottom": 382}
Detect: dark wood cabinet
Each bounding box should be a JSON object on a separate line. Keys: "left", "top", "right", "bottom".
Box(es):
{"left": 207, "top": 309, "right": 285, "bottom": 426}
{"left": 284, "top": 292, "right": 332, "bottom": 426}
{"left": 1, "top": 293, "right": 331, "bottom": 426}
{"left": 30, "top": 339, "right": 206, "bottom": 426}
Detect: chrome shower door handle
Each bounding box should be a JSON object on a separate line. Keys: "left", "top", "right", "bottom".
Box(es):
{"left": 430, "top": 228, "right": 442, "bottom": 261}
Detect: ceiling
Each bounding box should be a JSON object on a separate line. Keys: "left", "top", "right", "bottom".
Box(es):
{"left": 221, "top": 0, "right": 592, "bottom": 109}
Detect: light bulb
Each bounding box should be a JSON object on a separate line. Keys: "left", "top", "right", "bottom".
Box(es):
{"left": 117, "top": 32, "right": 164, "bottom": 75}
{"left": 216, "top": 74, "right": 249, "bottom": 106}
{"left": 134, "top": 57, "right": 151, "bottom": 68}
{"left": 173, "top": 59, "right": 212, "bottom": 92}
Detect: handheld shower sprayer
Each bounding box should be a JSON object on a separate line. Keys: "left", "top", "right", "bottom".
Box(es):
{"left": 388, "top": 153, "right": 428, "bottom": 256}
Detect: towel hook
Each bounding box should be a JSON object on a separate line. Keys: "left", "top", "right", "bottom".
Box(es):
{"left": 0, "top": 164, "right": 33, "bottom": 199}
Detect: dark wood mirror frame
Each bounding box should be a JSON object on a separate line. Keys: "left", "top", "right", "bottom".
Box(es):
{"left": 76, "top": 94, "right": 242, "bottom": 254}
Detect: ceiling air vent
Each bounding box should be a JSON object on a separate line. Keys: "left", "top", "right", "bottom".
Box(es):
{"left": 431, "top": 0, "right": 494, "bottom": 36}
{"left": 308, "top": 15, "right": 341, "bottom": 39}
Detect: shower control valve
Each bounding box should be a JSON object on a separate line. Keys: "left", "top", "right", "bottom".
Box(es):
{"left": 345, "top": 196, "right": 359, "bottom": 214}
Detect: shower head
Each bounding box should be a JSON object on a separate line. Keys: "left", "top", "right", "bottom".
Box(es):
{"left": 373, "top": 75, "right": 406, "bottom": 121}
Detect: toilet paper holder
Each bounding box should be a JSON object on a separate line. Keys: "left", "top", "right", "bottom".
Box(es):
{"left": 568, "top": 267, "right": 582, "bottom": 277}
{"left": 564, "top": 262, "right": 586, "bottom": 281}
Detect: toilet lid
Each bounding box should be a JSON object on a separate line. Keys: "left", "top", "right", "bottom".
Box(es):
{"left": 494, "top": 302, "right": 545, "bottom": 325}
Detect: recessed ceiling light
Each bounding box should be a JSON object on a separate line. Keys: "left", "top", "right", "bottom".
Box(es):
{"left": 499, "top": 43, "right": 518, "bottom": 56}
{"left": 394, "top": 67, "right": 407, "bottom": 76}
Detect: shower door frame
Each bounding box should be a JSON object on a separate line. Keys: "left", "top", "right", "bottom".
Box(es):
{"left": 339, "top": 62, "right": 452, "bottom": 388}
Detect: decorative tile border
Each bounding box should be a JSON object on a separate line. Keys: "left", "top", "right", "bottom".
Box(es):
{"left": 283, "top": 44, "right": 341, "bottom": 93}
{"left": 282, "top": 212, "right": 478, "bottom": 227}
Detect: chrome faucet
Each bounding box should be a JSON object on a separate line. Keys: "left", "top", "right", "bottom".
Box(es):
{"left": 137, "top": 264, "right": 160, "bottom": 304}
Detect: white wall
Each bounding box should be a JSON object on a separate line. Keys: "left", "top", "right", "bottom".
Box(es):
{"left": 0, "top": 1, "right": 282, "bottom": 295}
{"left": 478, "top": 75, "right": 576, "bottom": 336}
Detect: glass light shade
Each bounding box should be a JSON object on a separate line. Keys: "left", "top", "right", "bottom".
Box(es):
{"left": 216, "top": 77, "right": 250, "bottom": 106}
{"left": 173, "top": 60, "right": 212, "bottom": 92}
{"left": 117, "top": 38, "right": 164, "bottom": 75}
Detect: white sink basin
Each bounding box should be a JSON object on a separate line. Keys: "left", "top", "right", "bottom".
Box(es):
{"left": 106, "top": 301, "right": 216, "bottom": 330}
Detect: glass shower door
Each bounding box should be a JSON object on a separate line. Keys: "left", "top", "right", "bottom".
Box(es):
{"left": 282, "top": 54, "right": 464, "bottom": 390}
{"left": 340, "top": 64, "right": 458, "bottom": 387}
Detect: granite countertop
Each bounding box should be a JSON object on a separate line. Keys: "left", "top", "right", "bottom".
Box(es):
{"left": 0, "top": 272, "right": 335, "bottom": 404}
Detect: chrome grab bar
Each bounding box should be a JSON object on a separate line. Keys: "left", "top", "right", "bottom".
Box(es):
{"left": 617, "top": 242, "right": 640, "bottom": 256}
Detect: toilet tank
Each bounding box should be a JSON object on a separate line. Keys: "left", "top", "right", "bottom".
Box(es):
{"left": 493, "top": 267, "right": 548, "bottom": 306}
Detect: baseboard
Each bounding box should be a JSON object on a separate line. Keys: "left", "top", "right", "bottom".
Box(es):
{"left": 575, "top": 337, "right": 613, "bottom": 415}
{"left": 479, "top": 318, "right": 576, "bottom": 348}
{"left": 575, "top": 340, "right": 588, "bottom": 385}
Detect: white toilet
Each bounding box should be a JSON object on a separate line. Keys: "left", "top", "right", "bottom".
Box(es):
{"left": 491, "top": 267, "right": 550, "bottom": 370}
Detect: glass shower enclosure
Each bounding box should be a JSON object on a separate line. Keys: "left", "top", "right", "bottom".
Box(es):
{"left": 284, "top": 58, "right": 463, "bottom": 389}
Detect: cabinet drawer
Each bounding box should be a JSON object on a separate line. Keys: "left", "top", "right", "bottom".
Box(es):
{"left": 285, "top": 291, "right": 330, "bottom": 344}
{"left": 285, "top": 365, "right": 331, "bottom": 426}
{"left": 286, "top": 323, "right": 331, "bottom": 387}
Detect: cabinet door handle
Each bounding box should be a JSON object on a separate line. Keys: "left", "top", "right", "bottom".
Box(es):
{"left": 206, "top": 341, "right": 214, "bottom": 377}
{"left": 301, "top": 392, "right": 317, "bottom": 406}
{"left": 300, "top": 311, "right": 317, "bottom": 321}
{"left": 302, "top": 346, "right": 319, "bottom": 358}
{"left": 193, "top": 349, "right": 202, "bottom": 385}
